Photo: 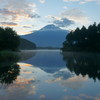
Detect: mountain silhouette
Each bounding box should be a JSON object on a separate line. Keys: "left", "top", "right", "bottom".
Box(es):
{"left": 21, "top": 24, "right": 68, "bottom": 48}
{"left": 40, "top": 24, "right": 61, "bottom": 31}
{"left": 19, "top": 38, "right": 36, "bottom": 50}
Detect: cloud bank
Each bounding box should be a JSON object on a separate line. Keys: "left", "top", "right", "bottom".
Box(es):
{"left": 39, "top": 0, "right": 45, "bottom": 3}
{"left": 63, "top": 0, "right": 100, "bottom": 4}
{"left": 61, "top": 8, "right": 90, "bottom": 25}
{"left": 0, "top": 0, "right": 40, "bottom": 25}
{"left": 0, "top": 22, "right": 18, "bottom": 26}
{"left": 53, "top": 18, "right": 74, "bottom": 28}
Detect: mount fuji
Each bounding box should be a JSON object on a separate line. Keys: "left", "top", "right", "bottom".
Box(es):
{"left": 21, "top": 24, "right": 68, "bottom": 48}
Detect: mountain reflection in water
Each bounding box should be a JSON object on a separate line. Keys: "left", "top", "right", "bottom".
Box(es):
{"left": 22, "top": 50, "right": 66, "bottom": 73}
{"left": 21, "top": 50, "right": 100, "bottom": 81}
{"left": 0, "top": 50, "right": 100, "bottom": 100}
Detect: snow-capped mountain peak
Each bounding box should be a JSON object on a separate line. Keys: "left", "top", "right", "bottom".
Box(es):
{"left": 40, "top": 24, "right": 61, "bottom": 31}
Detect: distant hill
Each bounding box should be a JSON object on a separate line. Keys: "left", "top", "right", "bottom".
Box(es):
{"left": 19, "top": 38, "right": 36, "bottom": 50}
{"left": 21, "top": 24, "right": 68, "bottom": 48}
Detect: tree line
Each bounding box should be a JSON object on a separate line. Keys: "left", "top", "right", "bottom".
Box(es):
{"left": 0, "top": 27, "right": 20, "bottom": 51}
{"left": 62, "top": 23, "right": 100, "bottom": 52}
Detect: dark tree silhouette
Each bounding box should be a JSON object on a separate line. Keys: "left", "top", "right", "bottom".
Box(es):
{"left": 0, "top": 53, "right": 20, "bottom": 84}
{"left": 62, "top": 22, "right": 100, "bottom": 52}
{"left": 62, "top": 52, "right": 100, "bottom": 81}
{"left": 0, "top": 27, "right": 20, "bottom": 51}
{"left": 0, "top": 63, "right": 20, "bottom": 84}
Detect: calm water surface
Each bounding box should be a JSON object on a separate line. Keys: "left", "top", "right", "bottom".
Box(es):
{"left": 0, "top": 50, "right": 100, "bottom": 100}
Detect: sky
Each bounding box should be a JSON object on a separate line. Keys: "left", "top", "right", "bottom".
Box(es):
{"left": 0, "top": 0, "right": 100, "bottom": 35}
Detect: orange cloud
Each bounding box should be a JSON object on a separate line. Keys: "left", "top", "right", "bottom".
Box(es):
{"left": 0, "top": 0, "right": 40, "bottom": 23}
{"left": 18, "top": 63, "right": 32, "bottom": 67}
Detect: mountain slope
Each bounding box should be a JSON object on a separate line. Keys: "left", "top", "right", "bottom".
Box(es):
{"left": 19, "top": 38, "right": 36, "bottom": 50}
{"left": 21, "top": 24, "right": 68, "bottom": 48}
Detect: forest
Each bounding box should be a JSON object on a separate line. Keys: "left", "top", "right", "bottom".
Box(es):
{"left": 0, "top": 27, "right": 20, "bottom": 51}
{"left": 62, "top": 23, "right": 100, "bottom": 52}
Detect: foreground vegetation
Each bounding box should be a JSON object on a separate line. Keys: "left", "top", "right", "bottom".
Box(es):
{"left": 0, "top": 27, "right": 20, "bottom": 51}
{"left": 0, "top": 51, "right": 20, "bottom": 62}
{"left": 62, "top": 23, "right": 100, "bottom": 52}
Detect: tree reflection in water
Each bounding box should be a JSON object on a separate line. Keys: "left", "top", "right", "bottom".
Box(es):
{"left": 62, "top": 52, "right": 100, "bottom": 81}
{"left": 0, "top": 52, "right": 20, "bottom": 84}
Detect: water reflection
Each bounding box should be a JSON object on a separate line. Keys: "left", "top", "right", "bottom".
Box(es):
{"left": 23, "top": 50, "right": 66, "bottom": 73}
{"left": 19, "top": 50, "right": 36, "bottom": 62}
{"left": 0, "top": 52, "right": 20, "bottom": 84}
{"left": 62, "top": 52, "right": 100, "bottom": 81}
{"left": 0, "top": 50, "right": 100, "bottom": 100}
{"left": 0, "top": 63, "right": 20, "bottom": 84}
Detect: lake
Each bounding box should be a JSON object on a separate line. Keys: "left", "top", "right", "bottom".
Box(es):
{"left": 0, "top": 50, "right": 100, "bottom": 100}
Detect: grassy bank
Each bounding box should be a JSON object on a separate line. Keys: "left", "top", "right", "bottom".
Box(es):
{"left": 0, "top": 50, "right": 20, "bottom": 62}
